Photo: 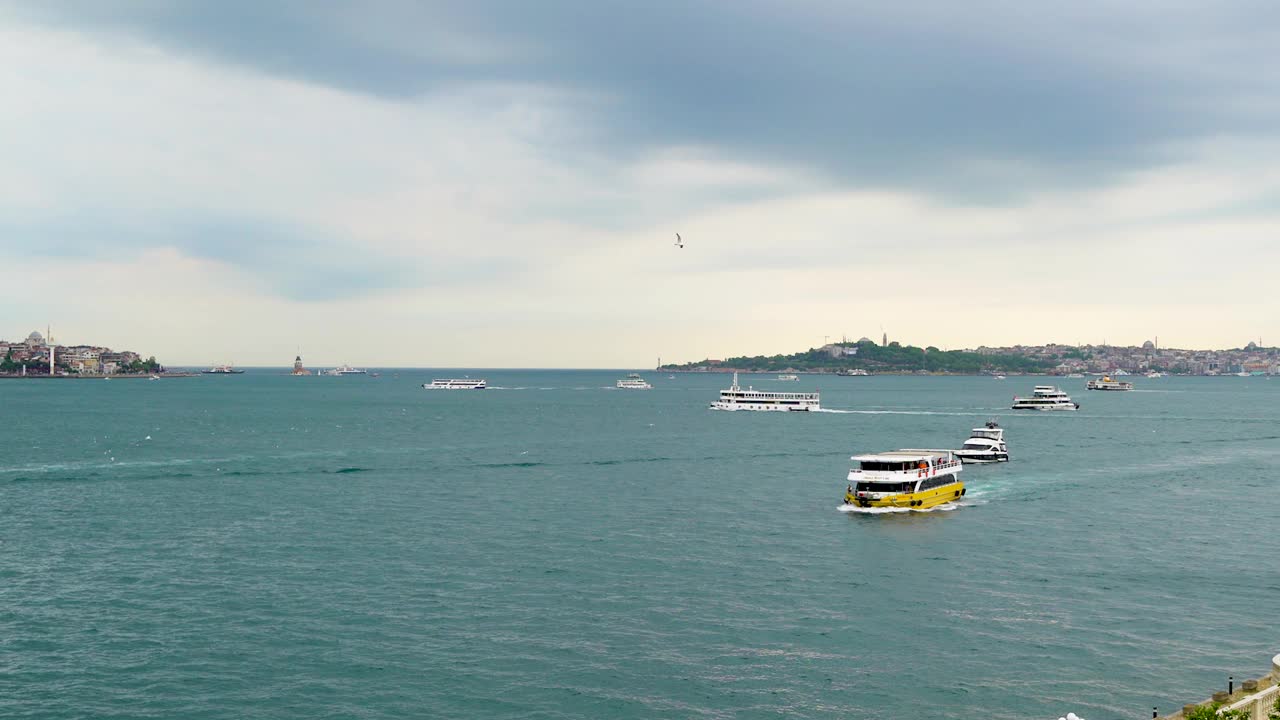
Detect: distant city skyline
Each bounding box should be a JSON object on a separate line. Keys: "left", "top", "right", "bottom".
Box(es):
{"left": 2, "top": 4, "right": 1279, "bottom": 366}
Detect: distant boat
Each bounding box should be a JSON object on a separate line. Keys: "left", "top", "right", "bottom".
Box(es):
{"left": 1012, "top": 385, "right": 1079, "bottom": 410}
{"left": 836, "top": 368, "right": 869, "bottom": 377}
{"left": 1086, "top": 376, "right": 1134, "bottom": 391}
{"left": 710, "top": 372, "right": 819, "bottom": 411}
{"left": 777, "top": 374, "right": 799, "bottom": 381}
{"left": 993, "top": 374, "right": 1007, "bottom": 380}
{"left": 325, "top": 365, "right": 368, "bottom": 376}
{"left": 424, "top": 378, "right": 487, "bottom": 390}
{"left": 616, "top": 373, "right": 652, "bottom": 389}
{"left": 202, "top": 364, "right": 244, "bottom": 375}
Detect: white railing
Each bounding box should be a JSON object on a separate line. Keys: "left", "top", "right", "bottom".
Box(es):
{"left": 1218, "top": 682, "right": 1279, "bottom": 719}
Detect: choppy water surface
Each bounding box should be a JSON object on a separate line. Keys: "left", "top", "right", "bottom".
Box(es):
{"left": 2, "top": 372, "right": 1277, "bottom": 719}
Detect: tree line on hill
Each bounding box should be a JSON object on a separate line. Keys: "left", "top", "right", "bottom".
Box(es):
{"left": 661, "top": 340, "right": 1054, "bottom": 374}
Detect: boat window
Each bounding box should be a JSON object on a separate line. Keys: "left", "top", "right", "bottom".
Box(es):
{"left": 855, "top": 481, "right": 917, "bottom": 493}
{"left": 961, "top": 443, "right": 989, "bottom": 450}
{"left": 918, "top": 474, "right": 959, "bottom": 491}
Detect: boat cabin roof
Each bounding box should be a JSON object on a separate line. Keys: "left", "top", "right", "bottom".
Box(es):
{"left": 850, "top": 449, "right": 955, "bottom": 463}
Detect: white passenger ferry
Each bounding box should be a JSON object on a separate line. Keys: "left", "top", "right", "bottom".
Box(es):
{"left": 777, "top": 374, "right": 799, "bottom": 381}
{"left": 325, "top": 364, "right": 368, "bottom": 376}
{"left": 1085, "top": 376, "right": 1133, "bottom": 391}
{"left": 954, "top": 421, "right": 1009, "bottom": 463}
{"left": 1011, "top": 385, "right": 1079, "bottom": 410}
{"left": 423, "top": 378, "right": 487, "bottom": 389}
{"left": 710, "top": 372, "right": 819, "bottom": 411}
{"left": 836, "top": 368, "right": 869, "bottom": 376}
{"left": 843, "top": 449, "right": 965, "bottom": 509}
{"left": 616, "top": 373, "right": 652, "bottom": 389}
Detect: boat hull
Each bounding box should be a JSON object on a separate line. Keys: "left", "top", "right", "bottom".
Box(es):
{"left": 955, "top": 452, "right": 1008, "bottom": 464}
{"left": 710, "top": 402, "right": 814, "bottom": 411}
{"left": 844, "top": 481, "right": 965, "bottom": 509}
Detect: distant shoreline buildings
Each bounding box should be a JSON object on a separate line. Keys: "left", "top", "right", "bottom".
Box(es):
{"left": 0, "top": 330, "right": 160, "bottom": 376}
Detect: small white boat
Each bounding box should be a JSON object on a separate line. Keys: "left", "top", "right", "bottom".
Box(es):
{"left": 993, "top": 374, "right": 1007, "bottom": 380}
{"left": 1236, "top": 371, "right": 1253, "bottom": 377}
{"left": 424, "top": 378, "right": 487, "bottom": 389}
{"left": 711, "top": 372, "right": 819, "bottom": 411}
{"left": 1066, "top": 373, "right": 1085, "bottom": 378}
{"left": 836, "top": 368, "right": 869, "bottom": 377}
{"left": 616, "top": 373, "right": 652, "bottom": 389}
{"left": 1012, "top": 385, "right": 1079, "bottom": 410}
{"left": 954, "top": 421, "right": 1009, "bottom": 463}
{"left": 1086, "top": 376, "right": 1134, "bottom": 391}
{"left": 777, "top": 374, "right": 799, "bottom": 381}
{"left": 1145, "top": 371, "right": 1163, "bottom": 378}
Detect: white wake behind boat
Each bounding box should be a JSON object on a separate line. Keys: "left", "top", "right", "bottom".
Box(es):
{"left": 710, "top": 372, "right": 819, "bottom": 411}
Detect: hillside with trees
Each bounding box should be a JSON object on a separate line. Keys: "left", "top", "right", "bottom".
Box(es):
{"left": 661, "top": 340, "right": 1054, "bottom": 374}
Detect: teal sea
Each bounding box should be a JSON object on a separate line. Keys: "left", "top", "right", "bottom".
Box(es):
{"left": 2, "top": 371, "right": 1278, "bottom": 719}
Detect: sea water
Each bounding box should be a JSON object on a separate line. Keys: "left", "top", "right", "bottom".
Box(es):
{"left": 2, "top": 372, "right": 1277, "bottom": 719}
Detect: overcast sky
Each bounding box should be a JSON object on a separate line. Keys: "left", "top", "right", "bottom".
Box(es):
{"left": 2, "top": 2, "right": 1278, "bottom": 367}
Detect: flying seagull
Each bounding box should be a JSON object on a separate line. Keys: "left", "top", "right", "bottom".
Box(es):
{"left": 674, "top": 233, "right": 683, "bottom": 249}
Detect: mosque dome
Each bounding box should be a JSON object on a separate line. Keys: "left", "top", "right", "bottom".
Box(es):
{"left": 1141, "top": 340, "right": 1155, "bottom": 350}
{"left": 857, "top": 337, "right": 873, "bottom": 343}
{"left": 25, "top": 331, "right": 44, "bottom": 346}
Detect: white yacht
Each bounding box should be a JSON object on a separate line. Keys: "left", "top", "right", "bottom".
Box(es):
{"left": 837, "top": 368, "right": 869, "bottom": 376}
{"left": 1086, "top": 376, "right": 1133, "bottom": 391}
{"left": 993, "top": 374, "right": 1007, "bottom": 380}
{"left": 326, "top": 364, "right": 368, "bottom": 376}
{"left": 1066, "top": 373, "right": 1085, "bottom": 378}
{"left": 710, "top": 372, "right": 819, "bottom": 412}
{"left": 423, "top": 378, "right": 487, "bottom": 389}
{"left": 1145, "top": 371, "right": 1163, "bottom": 378}
{"left": 777, "top": 374, "right": 799, "bottom": 381}
{"left": 954, "top": 421, "right": 1009, "bottom": 463}
{"left": 616, "top": 373, "right": 652, "bottom": 389}
{"left": 1011, "top": 385, "right": 1079, "bottom": 410}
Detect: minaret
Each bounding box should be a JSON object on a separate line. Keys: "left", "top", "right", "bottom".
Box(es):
{"left": 882, "top": 331, "right": 888, "bottom": 347}
{"left": 48, "top": 325, "right": 54, "bottom": 376}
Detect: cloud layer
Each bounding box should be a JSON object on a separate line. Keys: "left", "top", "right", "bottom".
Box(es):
{"left": 1, "top": 3, "right": 1279, "bottom": 365}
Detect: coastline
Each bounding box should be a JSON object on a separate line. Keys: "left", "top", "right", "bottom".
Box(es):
{"left": 0, "top": 373, "right": 198, "bottom": 380}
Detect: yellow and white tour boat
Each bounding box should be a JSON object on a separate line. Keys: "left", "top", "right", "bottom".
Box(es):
{"left": 843, "top": 449, "right": 965, "bottom": 509}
